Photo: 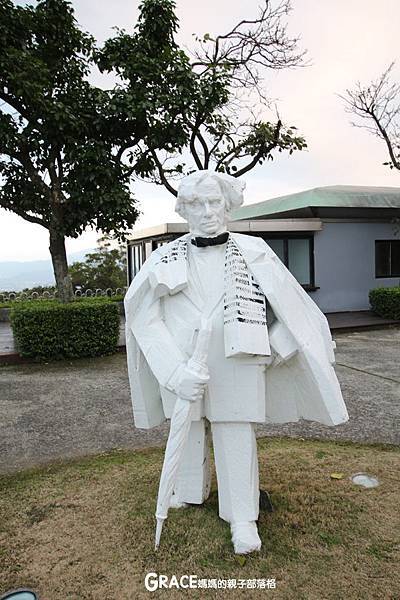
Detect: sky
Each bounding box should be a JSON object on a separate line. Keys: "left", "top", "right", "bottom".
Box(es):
{"left": 1, "top": 0, "right": 400, "bottom": 261}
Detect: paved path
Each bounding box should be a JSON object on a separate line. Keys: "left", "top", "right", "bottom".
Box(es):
{"left": 0, "top": 328, "right": 399, "bottom": 474}
{"left": 0, "top": 321, "right": 15, "bottom": 354}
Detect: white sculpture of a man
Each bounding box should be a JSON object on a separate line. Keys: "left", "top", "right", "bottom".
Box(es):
{"left": 125, "top": 170, "right": 348, "bottom": 554}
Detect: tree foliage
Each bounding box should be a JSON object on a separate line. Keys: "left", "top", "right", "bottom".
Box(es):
{"left": 97, "top": 0, "right": 307, "bottom": 196}
{"left": 1, "top": 0, "right": 308, "bottom": 303}
{"left": 0, "top": 0, "right": 140, "bottom": 301}
{"left": 0, "top": 0, "right": 137, "bottom": 233}
{"left": 69, "top": 238, "right": 127, "bottom": 292}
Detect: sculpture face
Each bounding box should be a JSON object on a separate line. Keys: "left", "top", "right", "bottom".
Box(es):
{"left": 184, "top": 179, "right": 228, "bottom": 237}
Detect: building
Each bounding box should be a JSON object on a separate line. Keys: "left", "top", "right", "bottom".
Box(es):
{"left": 127, "top": 185, "right": 400, "bottom": 313}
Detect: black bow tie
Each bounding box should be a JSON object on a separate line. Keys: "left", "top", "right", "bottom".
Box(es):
{"left": 191, "top": 232, "right": 229, "bottom": 247}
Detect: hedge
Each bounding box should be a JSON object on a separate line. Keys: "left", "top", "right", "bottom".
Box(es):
{"left": 369, "top": 286, "right": 400, "bottom": 320}
{"left": 0, "top": 294, "right": 125, "bottom": 309}
{"left": 10, "top": 299, "right": 120, "bottom": 360}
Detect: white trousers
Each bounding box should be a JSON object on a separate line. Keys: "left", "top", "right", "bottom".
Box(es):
{"left": 174, "top": 419, "right": 260, "bottom": 523}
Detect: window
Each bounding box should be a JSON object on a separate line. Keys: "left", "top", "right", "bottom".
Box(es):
{"left": 152, "top": 239, "right": 170, "bottom": 251}
{"left": 375, "top": 240, "right": 400, "bottom": 277}
{"left": 129, "top": 242, "right": 144, "bottom": 278}
{"left": 128, "top": 236, "right": 180, "bottom": 283}
{"left": 128, "top": 234, "right": 316, "bottom": 287}
{"left": 263, "top": 235, "right": 314, "bottom": 287}
{"left": 288, "top": 238, "right": 312, "bottom": 285}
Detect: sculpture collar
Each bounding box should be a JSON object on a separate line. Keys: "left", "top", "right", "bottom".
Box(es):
{"left": 190, "top": 231, "right": 229, "bottom": 247}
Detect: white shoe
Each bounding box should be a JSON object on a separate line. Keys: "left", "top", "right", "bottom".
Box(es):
{"left": 169, "top": 491, "right": 188, "bottom": 509}
{"left": 231, "top": 521, "right": 261, "bottom": 554}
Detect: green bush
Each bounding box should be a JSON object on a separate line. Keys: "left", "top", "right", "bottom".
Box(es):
{"left": 369, "top": 286, "right": 400, "bottom": 320}
{"left": 10, "top": 299, "right": 120, "bottom": 360}
{"left": 0, "top": 294, "right": 125, "bottom": 310}
{"left": 110, "top": 294, "right": 125, "bottom": 303}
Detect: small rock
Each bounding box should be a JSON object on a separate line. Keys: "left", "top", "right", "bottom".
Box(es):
{"left": 350, "top": 473, "right": 379, "bottom": 488}
{"left": 330, "top": 472, "right": 345, "bottom": 480}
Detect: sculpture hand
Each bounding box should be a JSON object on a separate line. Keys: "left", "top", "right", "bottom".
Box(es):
{"left": 176, "top": 363, "right": 209, "bottom": 403}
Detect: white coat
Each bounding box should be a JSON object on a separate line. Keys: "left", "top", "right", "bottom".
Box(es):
{"left": 124, "top": 233, "right": 349, "bottom": 429}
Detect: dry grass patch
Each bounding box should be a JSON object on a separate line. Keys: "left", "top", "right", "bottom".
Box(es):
{"left": 0, "top": 438, "right": 399, "bottom": 599}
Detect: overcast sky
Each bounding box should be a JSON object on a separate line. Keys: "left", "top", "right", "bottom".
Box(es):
{"left": 1, "top": 0, "right": 400, "bottom": 261}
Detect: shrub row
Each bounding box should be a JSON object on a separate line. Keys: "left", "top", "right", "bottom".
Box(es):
{"left": 369, "top": 286, "right": 400, "bottom": 320}
{"left": 0, "top": 294, "right": 125, "bottom": 309}
{"left": 10, "top": 298, "right": 120, "bottom": 360}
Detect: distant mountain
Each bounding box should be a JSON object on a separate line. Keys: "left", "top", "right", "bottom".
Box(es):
{"left": 0, "top": 249, "right": 94, "bottom": 292}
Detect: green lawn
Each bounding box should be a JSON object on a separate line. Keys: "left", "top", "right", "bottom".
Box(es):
{"left": 0, "top": 438, "right": 399, "bottom": 599}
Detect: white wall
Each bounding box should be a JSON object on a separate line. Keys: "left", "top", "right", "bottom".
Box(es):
{"left": 309, "top": 222, "right": 399, "bottom": 312}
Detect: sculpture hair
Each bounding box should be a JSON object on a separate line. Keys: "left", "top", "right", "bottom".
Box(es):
{"left": 175, "top": 170, "right": 245, "bottom": 219}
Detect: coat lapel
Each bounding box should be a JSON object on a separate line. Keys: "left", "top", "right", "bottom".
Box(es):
{"left": 181, "top": 285, "right": 204, "bottom": 312}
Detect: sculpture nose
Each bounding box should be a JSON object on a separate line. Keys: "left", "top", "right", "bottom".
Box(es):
{"left": 204, "top": 201, "right": 212, "bottom": 216}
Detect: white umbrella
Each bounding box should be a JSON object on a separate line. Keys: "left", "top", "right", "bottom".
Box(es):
{"left": 155, "top": 318, "right": 212, "bottom": 550}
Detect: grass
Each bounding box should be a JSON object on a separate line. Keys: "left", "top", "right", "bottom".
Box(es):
{"left": 0, "top": 437, "right": 399, "bottom": 599}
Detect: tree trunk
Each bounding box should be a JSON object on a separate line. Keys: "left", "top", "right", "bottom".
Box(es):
{"left": 49, "top": 228, "right": 74, "bottom": 303}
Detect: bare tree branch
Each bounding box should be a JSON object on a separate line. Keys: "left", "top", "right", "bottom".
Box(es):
{"left": 341, "top": 63, "right": 400, "bottom": 170}
{"left": 16, "top": 147, "right": 52, "bottom": 197}
{"left": 190, "top": 129, "right": 204, "bottom": 169}
{"left": 116, "top": 137, "right": 140, "bottom": 162}
{"left": 56, "top": 150, "right": 64, "bottom": 183}
{"left": 0, "top": 89, "right": 31, "bottom": 123}
{"left": 4, "top": 205, "right": 46, "bottom": 228}
{"left": 47, "top": 147, "right": 61, "bottom": 197}
{"left": 370, "top": 108, "right": 400, "bottom": 170}
{"left": 122, "top": 0, "right": 307, "bottom": 195}
{"left": 150, "top": 150, "right": 178, "bottom": 197}
{"left": 191, "top": 0, "right": 306, "bottom": 95}
{"left": 234, "top": 119, "right": 282, "bottom": 177}
{"left": 195, "top": 129, "right": 210, "bottom": 168}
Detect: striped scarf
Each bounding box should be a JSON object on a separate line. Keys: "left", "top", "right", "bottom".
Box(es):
{"left": 153, "top": 234, "right": 270, "bottom": 357}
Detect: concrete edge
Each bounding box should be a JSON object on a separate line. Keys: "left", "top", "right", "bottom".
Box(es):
{"left": 0, "top": 343, "right": 127, "bottom": 366}
{"left": 331, "top": 322, "right": 400, "bottom": 334}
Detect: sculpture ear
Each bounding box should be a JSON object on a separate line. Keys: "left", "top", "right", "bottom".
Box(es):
{"left": 175, "top": 206, "right": 187, "bottom": 220}
{"left": 174, "top": 196, "right": 188, "bottom": 220}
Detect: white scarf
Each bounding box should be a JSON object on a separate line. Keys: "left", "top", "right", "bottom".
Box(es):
{"left": 151, "top": 234, "right": 270, "bottom": 357}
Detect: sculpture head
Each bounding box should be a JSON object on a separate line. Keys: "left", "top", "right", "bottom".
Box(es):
{"left": 175, "top": 170, "right": 245, "bottom": 237}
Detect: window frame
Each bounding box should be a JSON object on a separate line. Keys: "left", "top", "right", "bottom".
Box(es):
{"left": 258, "top": 233, "right": 316, "bottom": 290}
{"left": 375, "top": 239, "right": 400, "bottom": 278}
{"left": 128, "top": 235, "right": 180, "bottom": 282}
{"left": 128, "top": 233, "right": 317, "bottom": 290}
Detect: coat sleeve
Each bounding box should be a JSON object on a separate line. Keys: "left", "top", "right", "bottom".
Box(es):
{"left": 226, "top": 233, "right": 348, "bottom": 426}
{"left": 250, "top": 242, "right": 348, "bottom": 425}
{"left": 252, "top": 243, "right": 336, "bottom": 365}
{"left": 125, "top": 252, "right": 187, "bottom": 392}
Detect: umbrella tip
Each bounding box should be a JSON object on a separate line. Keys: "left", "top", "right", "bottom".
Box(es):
{"left": 155, "top": 516, "right": 165, "bottom": 551}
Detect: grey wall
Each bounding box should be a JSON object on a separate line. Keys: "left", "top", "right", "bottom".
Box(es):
{"left": 309, "top": 221, "right": 399, "bottom": 312}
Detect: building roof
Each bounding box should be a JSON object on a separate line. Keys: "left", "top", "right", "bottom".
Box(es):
{"left": 128, "top": 218, "right": 323, "bottom": 242}
{"left": 232, "top": 185, "right": 400, "bottom": 220}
